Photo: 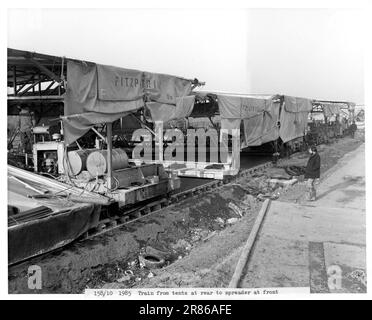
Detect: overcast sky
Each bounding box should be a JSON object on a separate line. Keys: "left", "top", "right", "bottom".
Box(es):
{"left": 8, "top": 8, "right": 365, "bottom": 104}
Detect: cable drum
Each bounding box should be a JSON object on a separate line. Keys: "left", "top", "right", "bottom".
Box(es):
{"left": 86, "top": 148, "right": 129, "bottom": 176}
{"left": 67, "top": 149, "right": 96, "bottom": 176}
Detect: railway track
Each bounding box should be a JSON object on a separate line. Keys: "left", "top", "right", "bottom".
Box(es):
{"left": 8, "top": 159, "right": 272, "bottom": 267}
{"left": 8, "top": 136, "right": 354, "bottom": 266}
{"left": 81, "top": 160, "right": 273, "bottom": 241}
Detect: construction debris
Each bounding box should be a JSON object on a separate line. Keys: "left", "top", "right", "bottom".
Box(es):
{"left": 138, "top": 254, "right": 165, "bottom": 269}
{"left": 172, "top": 239, "right": 192, "bottom": 251}
{"left": 202, "top": 231, "right": 217, "bottom": 242}
{"left": 269, "top": 178, "right": 298, "bottom": 189}
{"left": 117, "top": 275, "right": 131, "bottom": 283}
{"left": 215, "top": 217, "right": 225, "bottom": 227}
{"left": 226, "top": 217, "right": 239, "bottom": 225}
{"left": 228, "top": 202, "right": 244, "bottom": 217}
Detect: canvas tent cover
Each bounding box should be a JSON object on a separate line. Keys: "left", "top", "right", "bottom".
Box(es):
{"left": 142, "top": 92, "right": 313, "bottom": 146}
{"left": 279, "top": 95, "right": 313, "bottom": 143}
{"left": 63, "top": 61, "right": 193, "bottom": 144}
{"left": 217, "top": 94, "right": 280, "bottom": 147}
{"left": 321, "top": 103, "right": 342, "bottom": 118}
{"left": 145, "top": 96, "right": 195, "bottom": 123}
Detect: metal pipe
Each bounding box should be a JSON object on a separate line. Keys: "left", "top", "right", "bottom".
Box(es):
{"left": 27, "top": 57, "right": 62, "bottom": 83}
{"left": 106, "top": 122, "right": 113, "bottom": 191}
{"left": 7, "top": 95, "right": 63, "bottom": 101}
{"left": 91, "top": 127, "right": 107, "bottom": 143}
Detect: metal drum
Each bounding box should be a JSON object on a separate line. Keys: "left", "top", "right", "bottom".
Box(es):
{"left": 86, "top": 148, "right": 129, "bottom": 176}
{"left": 67, "top": 149, "right": 96, "bottom": 175}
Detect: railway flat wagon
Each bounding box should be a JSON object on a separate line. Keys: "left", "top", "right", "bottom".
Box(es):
{"left": 132, "top": 92, "right": 316, "bottom": 179}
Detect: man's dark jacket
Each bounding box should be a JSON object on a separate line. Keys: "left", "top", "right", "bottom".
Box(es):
{"left": 305, "top": 153, "right": 321, "bottom": 179}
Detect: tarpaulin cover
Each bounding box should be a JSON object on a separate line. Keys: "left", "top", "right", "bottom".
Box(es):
{"left": 220, "top": 118, "right": 242, "bottom": 131}
{"left": 63, "top": 111, "right": 137, "bottom": 145}
{"left": 322, "top": 103, "right": 342, "bottom": 117}
{"left": 242, "top": 100, "right": 280, "bottom": 146}
{"left": 217, "top": 95, "right": 242, "bottom": 119}
{"left": 8, "top": 203, "right": 101, "bottom": 265}
{"left": 63, "top": 61, "right": 193, "bottom": 144}
{"left": 143, "top": 72, "right": 193, "bottom": 105}
{"left": 63, "top": 61, "right": 144, "bottom": 144}
{"left": 146, "top": 95, "right": 195, "bottom": 123}
{"left": 96, "top": 66, "right": 192, "bottom": 104}
{"left": 97, "top": 64, "right": 144, "bottom": 101}
{"left": 217, "top": 95, "right": 280, "bottom": 146}
{"left": 279, "top": 95, "right": 313, "bottom": 143}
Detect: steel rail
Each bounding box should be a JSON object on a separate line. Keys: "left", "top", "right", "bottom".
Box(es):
{"left": 82, "top": 161, "right": 273, "bottom": 240}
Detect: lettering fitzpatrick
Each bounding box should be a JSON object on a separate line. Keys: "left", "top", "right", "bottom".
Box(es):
{"left": 139, "top": 304, "right": 174, "bottom": 318}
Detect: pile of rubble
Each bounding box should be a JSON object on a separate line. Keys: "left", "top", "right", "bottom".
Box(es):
{"left": 236, "top": 166, "right": 305, "bottom": 202}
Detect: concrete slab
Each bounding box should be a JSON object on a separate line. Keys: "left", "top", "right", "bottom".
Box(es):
{"left": 241, "top": 235, "right": 309, "bottom": 288}
{"left": 260, "top": 202, "right": 365, "bottom": 245}
{"left": 239, "top": 144, "right": 365, "bottom": 293}
{"left": 315, "top": 144, "right": 365, "bottom": 210}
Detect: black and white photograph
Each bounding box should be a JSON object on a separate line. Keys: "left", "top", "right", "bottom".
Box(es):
{"left": 1, "top": 1, "right": 370, "bottom": 302}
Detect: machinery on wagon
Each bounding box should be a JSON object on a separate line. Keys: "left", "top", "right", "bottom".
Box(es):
{"left": 7, "top": 48, "right": 202, "bottom": 264}
{"left": 306, "top": 100, "right": 355, "bottom": 145}
{"left": 7, "top": 48, "right": 199, "bottom": 206}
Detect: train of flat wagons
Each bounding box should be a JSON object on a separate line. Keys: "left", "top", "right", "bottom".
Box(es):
{"left": 7, "top": 48, "right": 356, "bottom": 264}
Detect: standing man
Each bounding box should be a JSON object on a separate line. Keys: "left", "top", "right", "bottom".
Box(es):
{"left": 305, "top": 145, "right": 321, "bottom": 201}
{"left": 349, "top": 121, "right": 357, "bottom": 138}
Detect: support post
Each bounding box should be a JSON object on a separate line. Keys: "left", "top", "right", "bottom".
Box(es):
{"left": 106, "top": 122, "right": 113, "bottom": 191}
{"left": 231, "top": 128, "right": 240, "bottom": 175}
{"left": 155, "top": 121, "right": 164, "bottom": 162}
{"left": 38, "top": 74, "right": 42, "bottom": 94}
{"left": 13, "top": 66, "right": 17, "bottom": 96}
